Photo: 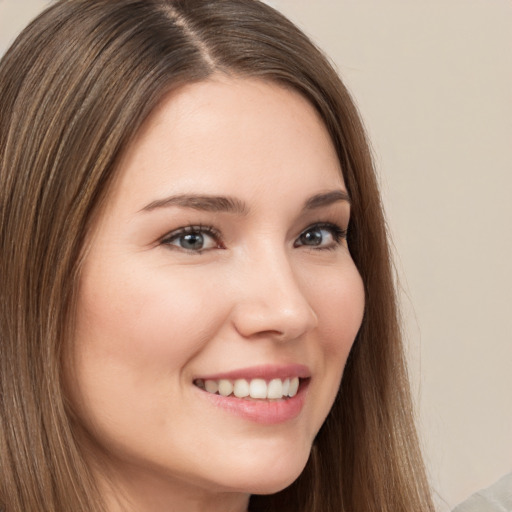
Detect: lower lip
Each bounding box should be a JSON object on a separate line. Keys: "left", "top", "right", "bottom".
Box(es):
{"left": 195, "top": 381, "right": 309, "bottom": 425}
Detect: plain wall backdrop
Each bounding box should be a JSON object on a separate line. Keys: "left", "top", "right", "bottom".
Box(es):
{"left": 1, "top": 1, "right": 511, "bottom": 510}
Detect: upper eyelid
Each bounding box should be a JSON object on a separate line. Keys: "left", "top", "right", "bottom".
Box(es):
{"left": 297, "top": 221, "right": 347, "bottom": 235}
{"left": 295, "top": 222, "right": 347, "bottom": 243}
{"left": 304, "top": 221, "right": 346, "bottom": 231}
{"left": 161, "top": 225, "right": 221, "bottom": 241}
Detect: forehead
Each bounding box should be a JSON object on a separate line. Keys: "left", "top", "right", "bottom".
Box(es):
{"left": 109, "top": 76, "right": 345, "bottom": 212}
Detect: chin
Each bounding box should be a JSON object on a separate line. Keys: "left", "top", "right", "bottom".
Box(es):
{"left": 243, "top": 468, "right": 305, "bottom": 496}
{"left": 216, "top": 441, "right": 311, "bottom": 495}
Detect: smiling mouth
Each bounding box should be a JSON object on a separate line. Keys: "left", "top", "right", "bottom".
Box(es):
{"left": 193, "top": 377, "right": 302, "bottom": 400}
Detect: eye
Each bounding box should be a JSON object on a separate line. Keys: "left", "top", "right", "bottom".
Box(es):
{"left": 161, "top": 225, "right": 222, "bottom": 253}
{"left": 294, "top": 222, "right": 347, "bottom": 250}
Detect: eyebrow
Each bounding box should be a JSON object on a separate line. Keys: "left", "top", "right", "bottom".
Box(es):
{"left": 140, "top": 194, "right": 249, "bottom": 215}
{"left": 303, "top": 190, "right": 351, "bottom": 210}
{"left": 140, "top": 189, "right": 350, "bottom": 215}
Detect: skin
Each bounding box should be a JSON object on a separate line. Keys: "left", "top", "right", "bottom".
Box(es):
{"left": 66, "top": 76, "right": 365, "bottom": 512}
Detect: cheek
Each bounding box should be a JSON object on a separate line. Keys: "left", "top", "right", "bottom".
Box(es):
{"left": 312, "top": 261, "right": 365, "bottom": 404}
{"left": 294, "top": 260, "right": 364, "bottom": 439}
{"left": 67, "top": 259, "right": 234, "bottom": 447}
{"left": 311, "top": 262, "right": 365, "bottom": 357}
{"left": 66, "top": 259, "right": 236, "bottom": 442}
{"left": 74, "top": 261, "right": 228, "bottom": 369}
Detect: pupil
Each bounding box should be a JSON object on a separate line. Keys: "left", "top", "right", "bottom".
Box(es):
{"left": 181, "top": 233, "right": 204, "bottom": 250}
{"left": 302, "top": 229, "right": 322, "bottom": 246}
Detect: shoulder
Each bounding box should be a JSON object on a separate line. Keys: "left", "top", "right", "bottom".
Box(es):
{"left": 452, "top": 473, "right": 512, "bottom": 512}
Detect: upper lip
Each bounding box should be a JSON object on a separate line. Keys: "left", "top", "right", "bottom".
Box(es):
{"left": 195, "top": 364, "right": 311, "bottom": 382}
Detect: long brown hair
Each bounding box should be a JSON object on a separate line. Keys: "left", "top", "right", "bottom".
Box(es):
{"left": 0, "top": 1, "right": 434, "bottom": 511}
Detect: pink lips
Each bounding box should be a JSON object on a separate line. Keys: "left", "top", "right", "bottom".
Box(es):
{"left": 193, "top": 364, "right": 310, "bottom": 425}
{"left": 195, "top": 363, "right": 310, "bottom": 382}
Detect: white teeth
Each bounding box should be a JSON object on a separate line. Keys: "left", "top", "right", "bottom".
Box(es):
{"left": 288, "top": 377, "right": 299, "bottom": 398}
{"left": 282, "top": 378, "right": 290, "bottom": 396}
{"left": 205, "top": 380, "right": 218, "bottom": 394}
{"left": 197, "top": 376, "right": 303, "bottom": 400}
{"left": 218, "top": 379, "right": 233, "bottom": 397}
{"left": 233, "top": 379, "right": 249, "bottom": 398}
{"left": 267, "top": 378, "right": 283, "bottom": 399}
{"left": 249, "top": 378, "right": 267, "bottom": 399}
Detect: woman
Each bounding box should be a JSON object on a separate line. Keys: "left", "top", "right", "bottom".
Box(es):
{"left": 0, "top": 1, "right": 434, "bottom": 511}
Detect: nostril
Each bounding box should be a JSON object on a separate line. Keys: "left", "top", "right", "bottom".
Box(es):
{"left": 231, "top": 295, "right": 317, "bottom": 342}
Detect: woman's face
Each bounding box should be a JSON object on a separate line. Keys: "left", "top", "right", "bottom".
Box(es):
{"left": 68, "top": 77, "right": 365, "bottom": 508}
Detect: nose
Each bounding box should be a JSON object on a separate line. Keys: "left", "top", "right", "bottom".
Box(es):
{"left": 230, "top": 249, "right": 318, "bottom": 342}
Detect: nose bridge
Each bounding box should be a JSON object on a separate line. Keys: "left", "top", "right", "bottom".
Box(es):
{"left": 232, "top": 242, "right": 318, "bottom": 340}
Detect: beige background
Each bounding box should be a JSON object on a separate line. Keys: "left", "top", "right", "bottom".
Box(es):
{"left": 1, "top": 1, "right": 511, "bottom": 510}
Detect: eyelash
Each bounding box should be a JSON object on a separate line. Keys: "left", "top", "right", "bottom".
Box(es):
{"left": 160, "top": 222, "right": 348, "bottom": 254}
{"left": 294, "top": 222, "right": 348, "bottom": 250}
{"left": 161, "top": 224, "right": 223, "bottom": 253}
